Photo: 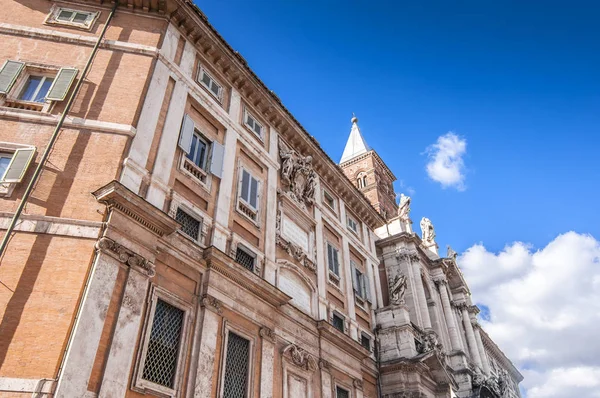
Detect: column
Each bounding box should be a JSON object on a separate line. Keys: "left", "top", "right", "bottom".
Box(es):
{"left": 54, "top": 245, "right": 121, "bottom": 397}
{"left": 435, "top": 279, "right": 462, "bottom": 352}
{"left": 259, "top": 328, "right": 275, "bottom": 398}
{"left": 410, "top": 259, "right": 432, "bottom": 329}
{"left": 98, "top": 266, "right": 153, "bottom": 397}
{"left": 193, "top": 297, "right": 222, "bottom": 398}
{"left": 473, "top": 323, "right": 491, "bottom": 375}
{"left": 461, "top": 305, "right": 483, "bottom": 368}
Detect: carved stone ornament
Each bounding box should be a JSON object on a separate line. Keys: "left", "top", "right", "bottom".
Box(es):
{"left": 446, "top": 245, "right": 458, "bottom": 259}
{"left": 389, "top": 273, "right": 408, "bottom": 306}
{"left": 432, "top": 277, "right": 447, "bottom": 287}
{"left": 383, "top": 392, "right": 424, "bottom": 398}
{"left": 96, "top": 237, "right": 155, "bottom": 277}
{"left": 318, "top": 359, "right": 330, "bottom": 370}
{"left": 395, "top": 247, "right": 420, "bottom": 262}
{"left": 353, "top": 379, "right": 363, "bottom": 390}
{"left": 278, "top": 138, "right": 317, "bottom": 209}
{"left": 282, "top": 343, "right": 317, "bottom": 372}
{"left": 275, "top": 209, "right": 316, "bottom": 272}
{"left": 200, "top": 295, "right": 223, "bottom": 314}
{"left": 259, "top": 327, "right": 276, "bottom": 343}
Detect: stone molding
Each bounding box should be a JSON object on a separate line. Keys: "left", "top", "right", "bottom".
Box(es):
{"left": 353, "top": 378, "right": 363, "bottom": 390}
{"left": 318, "top": 359, "right": 330, "bottom": 371}
{"left": 96, "top": 237, "right": 155, "bottom": 277}
{"left": 200, "top": 294, "right": 223, "bottom": 315}
{"left": 0, "top": 212, "right": 101, "bottom": 239}
{"left": 282, "top": 343, "right": 317, "bottom": 372}
{"left": 395, "top": 247, "right": 420, "bottom": 262}
{"left": 432, "top": 277, "right": 448, "bottom": 287}
{"left": 259, "top": 327, "right": 276, "bottom": 343}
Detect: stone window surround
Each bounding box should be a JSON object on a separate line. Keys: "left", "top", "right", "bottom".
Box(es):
{"left": 0, "top": 141, "right": 36, "bottom": 197}
{"left": 168, "top": 192, "right": 211, "bottom": 247}
{"left": 178, "top": 135, "right": 213, "bottom": 194}
{"left": 326, "top": 240, "right": 343, "bottom": 290}
{"left": 242, "top": 106, "right": 264, "bottom": 141}
{"left": 281, "top": 347, "right": 315, "bottom": 398}
{"left": 196, "top": 64, "right": 223, "bottom": 103}
{"left": 235, "top": 162, "right": 263, "bottom": 227}
{"left": 229, "top": 232, "right": 264, "bottom": 277}
{"left": 359, "top": 329, "right": 374, "bottom": 353}
{"left": 321, "top": 185, "right": 338, "bottom": 215}
{"left": 132, "top": 285, "right": 192, "bottom": 398}
{"left": 333, "top": 380, "right": 353, "bottom": 398}
{"left": 217, "top": 321, "right": 256, "bottom": 398}
{"left": 1, "top": 62, "right": 60, "bottom": 112}
{"left": 329, "top": 307, "right": 349, "bottom": 335}
{"left": 44, "top": 5, "right": 100, "bottom": 31}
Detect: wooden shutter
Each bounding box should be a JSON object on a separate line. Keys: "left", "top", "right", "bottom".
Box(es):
{"left": 209, "top": 141, "right": 225, "bottom": 178}
{"left": 333, "top": 248, "right": 339, "bottom": 275}
{"left": 0, "top": 60, "right": 25, "bottom": 94}
{"left": 2, "top": 148, "right": 36, "bottom": 183}
{"left": 351, "top": 262, "right": 358, "bottom": 293}
{"left": 178, "top": 113, "right": 195, "bottom": 154}
{"left": 46, "top": 67, "right": 78, "bottom": 101}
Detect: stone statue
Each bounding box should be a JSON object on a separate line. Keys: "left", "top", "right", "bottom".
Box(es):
{"left": 446, "top": 245, "right": 457, "bottom": 260}
{"left": 278, "top": 139, "right": 317, "bottom": 207}
{"left": 397, "top": 193, "right": 411, "bottom": 220}
{"left": 389, "top": 273, "right": 407, "bottom": 305}
{"left": 420, "top": 217, "right": 435, "bottom": 246}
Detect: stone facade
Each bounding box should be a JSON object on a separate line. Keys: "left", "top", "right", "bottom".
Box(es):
{"left": 0, "top": 1, "right": 522, "bottom": 397}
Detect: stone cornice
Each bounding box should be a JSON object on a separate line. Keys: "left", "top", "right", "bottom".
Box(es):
{"left": 478, "top": 327, "right": 524, "bottom": 382}
{"left": 203, "top": 246, "right": 291, "bottom": 307}
{"left": 92, "top": 180, "right": 179, "bottom": 237}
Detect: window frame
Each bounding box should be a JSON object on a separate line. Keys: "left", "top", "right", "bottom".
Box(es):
{"left": 346, "top": 215, "right": 359, "bottom": 235}
{"left": 360, "top": 332, "right": 371, "bottom": 351}
{"left": 331, "top": 311, "right": 345, "bottom": 333}
{"left": 242, "top": 107, "right": 264, "bottom": 140}
{"left": 0, "top": 152, "right": 13, "bottom": 181}
{"left": 236, "top": 166, "right": 262, "bottom": 224}
{"left": 197, "top": 65, "right": 223, "bottom": 102}
{"left": 18, "top": 75, "right": 54, "bottom": 103}
{"left": 174, "top": 206, "right": 204, "bottom": 244}
{"left": 235, "top": 244, "right": 257, "bottom": 272}
{"left": 218, "top": 322, "right": 256, "bottom": 398}
{"left": 335, "top": 385, "right": 351, "bottom": 398}
{"left": 186, "top": 129, "right": 210, "bottom": 171}
{"left": 322, "top": 189, "right": 337, "bottom": 213}
{"left": 2, "top": 64, "right": 59, "bottom": 112}
{"left": 133, "top": 286, "right": 191, "bottom": 398}
{"left": 45, "top": 6, "right": 100, "bottom": 30}
{"left": 326, "top": 242, "right": 341, "bottom": 280}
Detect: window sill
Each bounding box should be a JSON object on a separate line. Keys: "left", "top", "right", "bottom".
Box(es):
{"left": 179, "top": 156, "right": 212, "bottom": 194}
{"left": 236, "top": 200, "right": 260, "bottom": 227}
{"left": 3, "top": 98, "right": 47, "bottom": 112}
{"left": 0, "top": 182, "right": 16, "bottom": 197}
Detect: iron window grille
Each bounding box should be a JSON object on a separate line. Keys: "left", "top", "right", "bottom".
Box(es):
{"left": 141, "top": 299, "right": 184, "bottom": 389}
{"left": 336, "top": 386, "right": 350, "bottom": 398}
{"left": 222, "top": 331, "right": 250, "bottom": 398}
{"left": 361, "top": 333, "right": 371, "bottom": 351}
{"left": 175, "top": 207, "right": 202, "bottom": 242}
{"left": 235, "top": 246, "right": 256, "bottom": 272}
{"left": 332, "top": 313, "right": 345, "bottom": 333}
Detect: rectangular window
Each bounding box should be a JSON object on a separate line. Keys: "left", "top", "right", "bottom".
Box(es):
{"left": 354, "top": 266, "right": 366, "bottom": 299}
{"left": 235, "top": 246, "right": 256, "bottom": 272}
{"left": 361, "top": 333, "right": 371, "bottom": 351}
{"left": 175, "top": 208, "right": 202, "bottom": 242}
{"left": 243, "top": 109, "right": 264, "bottom": 138}
{"left": 0, "top": 152, "right": 13, "bottom": 180}
{"left": 198, "top": 67, "right": 222, "bottom": 101}
{"left": 332, "top": 312, "right": 345, "bottom": 333}
{"left": 141, "top": 299, "right": 185, "bottom": 389}
{"left": 327, "top": 243, "right": 340, "bottom": 277}
{"left": 336, "top": 386, "right": 349, "bottom": 398}
{"left": 47, "top": 7, "right": 98, "bottom": 29}
{"left": 347, "top": 216, "right": 358, "bottom": 234}
{"left": 186, "top": 130, "right": 209, "bottom": 170}
{"left": 18, "top": 75, "right": 54, "bottom": 103}
{"left": 323, "top": 190, "right": 336, "bottom": 211}
{"left": 238, "top": 168, "right": 260, "bottom": 222}
{"left": 222, "top": 331, "right": 250, "bottom": 398}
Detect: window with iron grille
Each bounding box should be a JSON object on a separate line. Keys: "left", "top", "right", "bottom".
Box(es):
{"left": 332, "top": 312, "right": 345, "bottom": 333}
{"left": 222, "top": 331, "right": 250, "bottom": 398}
{"left": 235, "top": 246, "right": 255, "bottom": 272}
{"left": 336, "top": 386, "right": 350, "bottom": 398}
{"left": 176, "top": 208, "right": 201, "bottom": 241}
{"left": 361, "top": 333, "right": 371, "bottom": 351}
{"left": 141, "top": 299, "right": 184, "bottom": 389}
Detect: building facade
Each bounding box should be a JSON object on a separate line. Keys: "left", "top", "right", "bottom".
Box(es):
{"left": 0, "top": 0, "right": 522, "bottom": 397}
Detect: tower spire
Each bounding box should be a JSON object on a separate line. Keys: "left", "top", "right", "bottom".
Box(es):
{"left": 340, "top": 113, "right": 370, "bottom": 163}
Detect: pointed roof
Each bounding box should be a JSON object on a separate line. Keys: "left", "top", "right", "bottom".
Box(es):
{"left": 340, "top": 114, "right": 370, "bottom": 163}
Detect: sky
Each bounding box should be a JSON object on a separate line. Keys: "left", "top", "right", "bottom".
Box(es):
{"left": 198, "top": 1, "right": 600, "bottom": 396}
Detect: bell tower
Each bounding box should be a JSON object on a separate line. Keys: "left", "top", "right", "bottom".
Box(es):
{"left": 339, "top": 115, "right": 397, "bottom": 219}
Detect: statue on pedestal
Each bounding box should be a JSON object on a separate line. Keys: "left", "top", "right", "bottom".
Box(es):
{"left": 398, "top": 193, "right": 411, "bottom": 221}
{"left": 446, "top": 245, "right": 457, "bottom": 260}
{"left": 420, "top": 217, "right": 436, "bottom": 246}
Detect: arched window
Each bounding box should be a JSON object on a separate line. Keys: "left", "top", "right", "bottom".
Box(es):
{"left": 356, "top": 172, "right": 368, "bottom": 189}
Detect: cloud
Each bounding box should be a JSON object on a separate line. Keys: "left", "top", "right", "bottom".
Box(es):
{"left": 425, "top": 132, "right": 467, "bottom": 190}
{"left": 458, "top": 232, "right": 600, "bottom": 398}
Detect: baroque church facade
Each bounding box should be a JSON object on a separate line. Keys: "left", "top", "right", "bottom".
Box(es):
{"left": 0, "top": 0, "right": 522, "bottom": 397}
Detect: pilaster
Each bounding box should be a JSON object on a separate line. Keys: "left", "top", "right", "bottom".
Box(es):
{"left": 193, "top": 296, "right": 223, "bottom": 398}
{"left": 259, "top": 327, "right": 276, "bottom": 398}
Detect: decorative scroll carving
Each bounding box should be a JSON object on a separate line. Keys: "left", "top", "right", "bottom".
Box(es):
{"left": 96, "top": 237, "right": 155, "bottom": 277}
{"left": 282, "top": 343, "right": 317, "bottom": 372}
{"left": 200, "top": 295, "right": 223, "bottom": 314}
{"left": 420, "top": 217, "right": 436, "bottom": 246}
{"left": 275, "top": 209, "right": 316, "bottom": 272}
{"left": 278, "top": 138, "right": 317, "bottom": 209}
{"left": 395, "top": 248, "right": 420, "bottom": 262}
{"left": 260, "top": 327, "right": 276, "bottom": 343}
{"left": 390, "top": 273, "right": 408, "bottom": 305}
{"left": 353, "top": 379, "right": 363, "bottom": 390}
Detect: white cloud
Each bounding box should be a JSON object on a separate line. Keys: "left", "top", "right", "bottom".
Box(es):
{"left": 425, "top": 132, "right": 467, "bottom": 190}
{"left": 458, "top": 232, "right": 600, "bottom": 398}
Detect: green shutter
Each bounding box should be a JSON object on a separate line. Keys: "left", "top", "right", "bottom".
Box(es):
{"left": 46, "top": 67, "right": 78, "bottom": 101}
{"left": 0, "top": 60, "right": 25, "bottom": 94}
{"left": 2, "top": 148, "right": 36, "bottom": 183}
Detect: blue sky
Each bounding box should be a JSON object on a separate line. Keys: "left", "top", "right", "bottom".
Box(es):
{"left": 198, "top": 2, "right": 600, "bottom": 396}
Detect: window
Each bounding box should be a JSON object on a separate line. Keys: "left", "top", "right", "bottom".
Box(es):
{"left": 336, "top": 386, "right": 349, "bottom": 398}
{"left": 326, "top": 243, "right": 340, "bottom": 277}
{"left": 18, "top": 75, "right": 54, "bottom": 103}
{"left": 0, "top": 153, "right": 13, "bottom": 179}
{"left": 198, "top": 66, "right": 222, "bottom": 101}
{"left": 361, "top": 333, "right": 371, "bottom": 351}
{"left": 222, "top": 331, "right": 251, "bottom": 398}
{"left": 0, "top": 147, "right": 35, "bottom": 184}
{"left": 332, "top": 312, "right": 345, "bottom": 333}
{"left": 352, "top": 263, "right": 371, "bottom": 303}
{"left": 243, "top": 109, "right": 263, "bottom": 138}
{"left": 347, "top": 216, "right": 358, "bottom": 234}
{"left": 141, "top": 299, "right": 185, "bottom": 389}
{"left": 237, "top": 168, "right": 260, "bottom": 222}
{"left": 186, "top": 130, "right": 209, "bottom": 170}
{"left": 175, "top": 208, "right": 202, "bottom": 242}
{"left": 47, "top": 7, "right": 98, "bottom": 29}
{"left": 356, "top": 172, "right": 368, "bottom": 189}
{"left": 235, "top": 246, "right": 256, "bottom": 272}
{"left": 323, "top": 190, "right": 336, "bottom": 211}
